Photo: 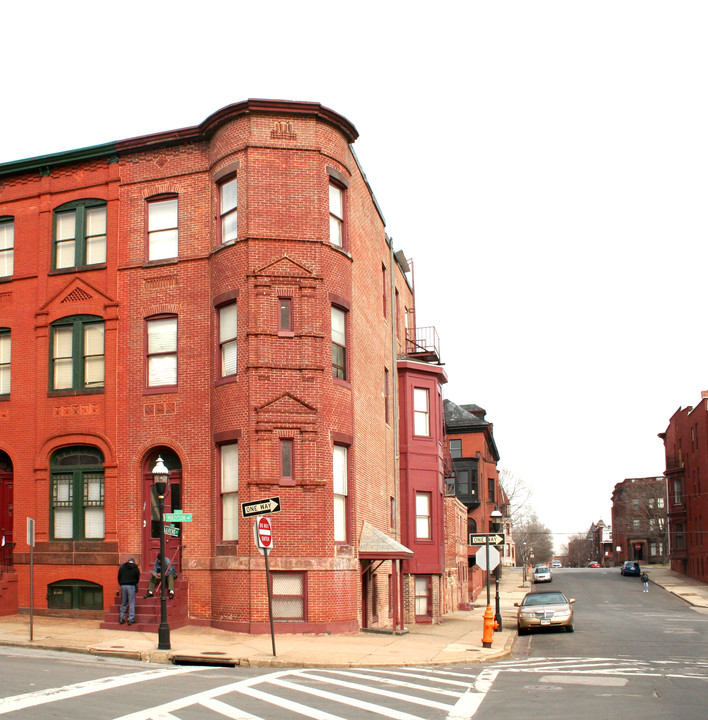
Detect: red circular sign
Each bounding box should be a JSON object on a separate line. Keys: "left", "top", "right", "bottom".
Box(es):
{"left": 258, "top": 516, "right": 272, "bottom": 548}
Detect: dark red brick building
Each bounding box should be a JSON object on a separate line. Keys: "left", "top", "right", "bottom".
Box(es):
{"left": 0, "top": 99, "right": 450, "bottom": 632}
{"left": 660, "top": 394, "right": 708, "bottom": 582}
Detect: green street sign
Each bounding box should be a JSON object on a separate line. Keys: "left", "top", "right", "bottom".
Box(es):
{"left": 164, "top": 524, "right": 180, "bottom": 537}
{"left": 164, "top": 512, "right": 192, "bottom": 522}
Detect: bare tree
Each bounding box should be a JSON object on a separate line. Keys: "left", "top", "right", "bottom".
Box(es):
{"left": 514, "top": 513, "right": 554, "bottom": 564}
{"left": 498, "top": 468, "right": 534, "bottom": 527}
{"left": 566, "top": 533, "right": 590, "bottom": 568}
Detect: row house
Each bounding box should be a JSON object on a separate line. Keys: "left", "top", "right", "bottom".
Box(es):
{"left": 443, "top": 400, "right": 503, "bottom": 603}
{"left": 611, "top": 478, "right": 668, "bottom": 566}
{"left": 0, "top": 99, "right": 451, "bottom": 631}
{"left": 659, "top": 394, "right": 708, "bottom": 582}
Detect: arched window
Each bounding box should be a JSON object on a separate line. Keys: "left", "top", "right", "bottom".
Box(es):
{"left": 51, "top": 446, "right": 104, "bottom": 540}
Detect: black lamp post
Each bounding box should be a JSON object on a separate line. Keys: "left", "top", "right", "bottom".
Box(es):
{"left": 491, "top": 507, "right": 503, "bottom": 631}
{"left": 152, "top": 456, "right": 171, "bottom": 651}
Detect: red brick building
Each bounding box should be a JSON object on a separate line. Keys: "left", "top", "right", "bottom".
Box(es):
{"left": 611, "top": 478, "right": 667, "bottom": 567}
{"left": 0, "top": 99, "right": 450, "bottom": 632}
{"left": 660, "top": 395, "right": 708, "bottom": 582}
{"left": 443, "top": 400, "right": 503, "bottom": 602}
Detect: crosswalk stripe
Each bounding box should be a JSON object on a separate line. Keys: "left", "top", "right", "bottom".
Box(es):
{"left": 262, "top": 677, "right": 428, "bottom": 720}
{"left": 234, "top": 684, "right": 355, "bottom": 720}
{"left": 446, "top": 668, "right": 499, "bottom": 720}
{"left": 286, "top": 671, "right": 454, "bottom": 711}
{"left": 200, "top": 697, "right": 266, "bottom": 719}
{"left": 0, "top": 666, "right": 206, "bottom": 715}
{"left": 347, "top": 668, "right": 474, "bottom": 688}
{"left": 317, "top": 670, "right": 460, "bottom": 697}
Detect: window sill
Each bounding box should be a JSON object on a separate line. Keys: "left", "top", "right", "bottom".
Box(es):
{"left": 48, "top": 388, "right": 105, "bottom": 397}
{"left": 142, "top": 258, "right": 178, "bottom": 268}
{"left": 278, "top": 331, "right": 295, "bottom": 338}
{"left": 49, "top": 264, "right": 107, "bottom": 275}
{"left": 333, "top": 377, "right": 351, "bottom": 389}
{"left": 215, "top": 375, "right": 238, "bottom": 387}
{"left": 143, "top": 386, "right": 178, "bottom": 395}
{"left": 279, "top": 478, "right": 295, "bottom": 487}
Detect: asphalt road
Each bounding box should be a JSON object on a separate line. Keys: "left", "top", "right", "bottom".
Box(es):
{"left": 0, "top": 568, "right": 706, "bottom": 719}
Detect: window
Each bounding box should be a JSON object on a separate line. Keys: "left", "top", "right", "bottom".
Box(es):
{"left": 384, "top": 368, "right": 390, "bottom": 424}
{"left": 51, "top": 446, "right": 104, "bottom": 540}
{"left": 0, "top": 217, "right": 13, "bottom": 277}
{"left": 333, "top": 444, "right": 348, "bottom": 542}
{"left": 53, "top": 201, "right": 106, "bottom": 270}
{"left": 47, "top": 579, "right": 103, "bottom": 610}
{"left": 147, "top": 197, "right": 178, "bottom": 260}
{"left": 329, "top": 183, "right": 344, "bottom": 246}
{"left": 146, "top": 316, "right": 177, "bottom": 387}
{"left": 657, "top": 497, "right": 665, "bottom": 509}
{"left": 0, "top": 330, "right": 9, "bottom": 395}
{"left": 414, "top": 576, "right": 431, "bottom": 617}
{"left": 415, "top": 491, "right": 432, "bottom": 539}
{"left": 218, "top": 303, "right": 237, "bottom": 377}
{"left": 488, "top": 477, "right": 495, "bottom": 503}
{"left": 673, "top": 478, "right": 683, "bottom": 504}
{"left": 390, "top": 496, "right": 396, "bottom": 527}
{"left": 50, "top": 316, "right": 104, "bottom": 392}
{"left": 220, "top": 443, "right": 238, "bottom": 542}
{"left": 280, "top": 439, "right": 294, "bottom": 484}
{"left": 271, "top": 572, "right": 305, "bottom": 620}
{"left": 331, "top": 306, "right": 347, "bottom": 380}
{"left": 382, "top": 264, "right": 387, "bottom": 316}
{"left": 632, "top": 518, "right": 640, "bottom": 529}
{"left": 219, "top": 176, "right": 238, "bottom": 243}
{"left": 449, "top": 439, "right": 462, "bottom": 458}
{"left": 413, "top": 388, "right": 430, "bottom": 436}
{"left": 279, "top": 298, "right": 292, "bottom": 333}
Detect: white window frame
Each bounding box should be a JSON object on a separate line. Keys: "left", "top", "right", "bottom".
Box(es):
{"left": 329, "top": 183, "right": 344, "bottom": 246}
{"left": 147, "top": 316, "right": 178, "bottom": 387}
{"left": 220, "top": 176, "right": 238, "bottom": 243}
{"left": 415, "top": 491, "right": 432, "bottom": 539}
{"left": 219, "top": 303, "right": 238, "bottom": 377}
{"left": 220, "top": 443, "right": 239, "bottom": 542}
{"left": 0, "top": 330, "right": 10, "bottom": 395}
{"left": 333, "top": 444, "right": 348, "bottom": 542}
{"left": 0, "top": 218, "right": 14, "bottom": 277}
{"left": 413, "top": 387, "right": 430, "bottom": 436}
{"left": 147, "top": 197, "right": 178, "bottom": 261}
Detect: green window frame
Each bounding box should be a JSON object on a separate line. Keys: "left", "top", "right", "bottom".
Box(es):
{"left": 47, "top": 579, "right": 103, "bottom": 610}
{"left": 0, "top": 328, "right": 9, "bottom": 396}
{"left": 0, "top": 217, "right": 14, "bottom": 277}
{"left": 50, "top": 315, "right": 105, "bottom": 393}
{"left": 53, "top": 200, "right": 107, "bottom": 270}
{"left": 50, "top": 446, "right": 105, "bottom": 541}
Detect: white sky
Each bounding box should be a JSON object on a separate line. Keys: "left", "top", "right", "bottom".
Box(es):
{"left": 3, "top": 1, "right": 707, "bottom": 551}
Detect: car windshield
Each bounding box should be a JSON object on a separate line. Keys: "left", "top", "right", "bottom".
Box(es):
{"left": 522, "top": 593, "right": 567, "bottom": 606}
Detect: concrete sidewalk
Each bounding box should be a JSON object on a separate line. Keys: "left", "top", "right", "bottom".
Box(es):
{"left": 0, "top": 566, "right": 704, "bottom": 667}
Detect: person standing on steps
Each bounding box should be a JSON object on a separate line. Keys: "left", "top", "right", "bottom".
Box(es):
{"left": 641, "top": 570, "right": 650, "bottom": 592}
{"left": 144, "top": 554, "right": 178, "bottom": 599}
{"left": 117, "top": 557, "right": 140, "bottom": 624}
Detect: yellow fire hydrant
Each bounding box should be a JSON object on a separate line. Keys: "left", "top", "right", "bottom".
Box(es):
{"left": 482, "top": 605, "right": 499, "bottom": 648}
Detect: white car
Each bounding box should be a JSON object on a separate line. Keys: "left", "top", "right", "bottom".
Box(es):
{"left": 533, "top": 565, "right": 552, "bottom": 583}
{"left": 551, "top": 561, "right": 562, "bottom": 569}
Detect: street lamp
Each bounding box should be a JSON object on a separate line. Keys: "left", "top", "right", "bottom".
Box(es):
{"left": 152, "top": 456, "right": 170, "bottom": 651}
{"left": 490, "top": 507, "right": 503, "bottom": 631}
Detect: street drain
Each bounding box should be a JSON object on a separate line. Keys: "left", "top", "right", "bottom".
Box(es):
{"left": 171, "top": 653, "right": 236, "bottom": 667}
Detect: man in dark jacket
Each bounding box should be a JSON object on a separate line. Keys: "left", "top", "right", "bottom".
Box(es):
{"left": 118, "top": 557, "right": 140, "bottom": 624}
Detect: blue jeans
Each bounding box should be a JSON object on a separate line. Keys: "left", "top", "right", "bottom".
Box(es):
{"left": 120, "top": 584, "right": 136, "bottom": 621}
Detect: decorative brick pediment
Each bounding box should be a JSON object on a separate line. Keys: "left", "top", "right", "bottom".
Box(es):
{"left": 37, "top": 277, "right": 118, "bottom": 321}
{"left": 253, "top": 254, "right": 314, "bottom": 279}
{"left": 254, "top": 392, "right": 318, "bottom": 432}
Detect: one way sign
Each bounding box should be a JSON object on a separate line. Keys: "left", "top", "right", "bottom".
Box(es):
{"left": 241, "top": 496, "right": 281, "bottom": 518}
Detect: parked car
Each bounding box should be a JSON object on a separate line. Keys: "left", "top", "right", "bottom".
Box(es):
{"left": 620, "top": 561, "right": 641, "bottom": 576}
{"left": 586, "top": 561, "right": 601, "bottom": 568}
{"left": 515, "top": 591, "right": 575, "bottom": 634}
{"left": 551, "top": 561, "right": 562, "bottom": 569}
{"left": 533, "top": 565, "right": 552, "bottom": 583}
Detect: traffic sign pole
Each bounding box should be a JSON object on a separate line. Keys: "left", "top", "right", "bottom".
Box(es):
{"left": 254, "top": 517, "right": 276, "bottom": 657}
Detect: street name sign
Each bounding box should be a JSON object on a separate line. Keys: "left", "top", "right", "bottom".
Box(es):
{"left": 164, "top": 524, "right": 180, "bottom": 537}
{"left": 241, "top": 496, "right": 281, "bottom": 518}
{"left": 469, "top": 533, "right": 504, "bottom": 546}
{"left": 164, "top": 511, "right": 192, "bottom": 522}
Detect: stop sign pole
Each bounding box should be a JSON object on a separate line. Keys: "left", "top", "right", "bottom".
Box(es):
{"left": 255, "top": 517, "right": 276, "bottom": 657}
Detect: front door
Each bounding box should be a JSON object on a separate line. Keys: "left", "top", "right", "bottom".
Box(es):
{"left": 142, "top": 449, "right": 182, "bottom": 573}
{"left": 0, "top": 453, "right": 12, "bottom": 569}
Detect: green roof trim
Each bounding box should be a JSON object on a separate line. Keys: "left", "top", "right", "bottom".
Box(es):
{"left": 0, "top": 142, "right": 120, "bottom": 178}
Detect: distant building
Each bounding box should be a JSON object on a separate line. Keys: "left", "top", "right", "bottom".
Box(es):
{"left": 659, "top": 394, "right": 708, "bottom": 582}
{"left": 443, "top": 400, "right": 503, "bottom": 602}
{"left": 611, "top": 478, "right": 668, "bottom": 566}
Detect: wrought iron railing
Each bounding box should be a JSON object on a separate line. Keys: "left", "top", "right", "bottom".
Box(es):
{"left": 405, "top": 326, "right": 441, "bottom": 363}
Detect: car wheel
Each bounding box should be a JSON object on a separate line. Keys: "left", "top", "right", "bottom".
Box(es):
{"left": 518, "top": 625, "right": 528, "bottom": 636}
{"left": 565, "top": 624, "right": 574, "bottom": 633}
